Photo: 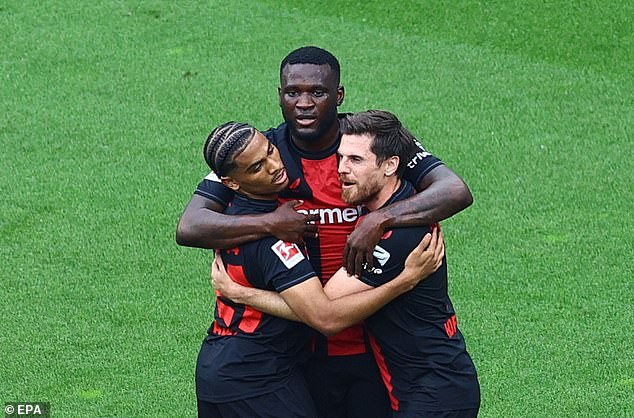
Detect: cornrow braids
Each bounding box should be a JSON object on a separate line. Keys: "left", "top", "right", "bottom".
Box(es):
{"left": 203, "top": 121, "right": 256, "bottom": 177}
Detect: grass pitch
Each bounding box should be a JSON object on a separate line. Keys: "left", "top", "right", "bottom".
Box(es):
{"left": 1, "top": 1, "right": 632, "bottom": 416}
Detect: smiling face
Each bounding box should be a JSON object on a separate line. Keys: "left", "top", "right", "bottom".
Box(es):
{"left": 279, "top": 63, "right": 344, "bottom": 152}
{"left": 337, "top": 133, "right": 400, "bottom": 210}
{"left": 222, "top": 131, "right": 288, "bottom": 200}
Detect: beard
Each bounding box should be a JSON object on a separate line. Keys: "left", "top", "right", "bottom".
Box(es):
{"left": 341, "top": 176, "right": 382, "bottom": 206}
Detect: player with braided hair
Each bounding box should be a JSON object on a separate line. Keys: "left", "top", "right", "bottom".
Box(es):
{"left": 195, "top": 120, "right": 446, "bottom": 418}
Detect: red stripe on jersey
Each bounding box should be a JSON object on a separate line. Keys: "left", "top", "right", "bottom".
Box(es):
{"left": 295, "top": 154, "right": 357, "bottom": 280}
{"left": 226, "top": 264, "right": 263, "bottom": 333}
{"left": 281, "top": 154, "right": 367, "bottom": 355}
{"left": 369, "top": 334, "right": 399, "bottom": 411}
{"left": 327, "top": 325, "right": 366, "bottom": 356}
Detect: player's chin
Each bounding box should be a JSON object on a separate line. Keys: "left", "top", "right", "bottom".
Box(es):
{"left": 273, "top": 179, "right": 289, "bottom": 192}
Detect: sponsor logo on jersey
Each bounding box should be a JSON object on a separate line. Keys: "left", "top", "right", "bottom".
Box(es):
{"left": 407, "top": 143, "right": 432, "bottom": 169}
{"left": 296, "top": 207, "right": 360, "bottom": 224}
{"left": 271, "top": 240, "right": 305, "bottom": 269}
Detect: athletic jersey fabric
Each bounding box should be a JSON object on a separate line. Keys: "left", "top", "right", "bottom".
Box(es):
{"left": 357, "top": 181, "right": 480, "bottom": 413}
{"left": 193, "top": 116, "right": 444, "bottom": 357}
{"left": 196, "top": 193, "right": 315, "bottom": 403}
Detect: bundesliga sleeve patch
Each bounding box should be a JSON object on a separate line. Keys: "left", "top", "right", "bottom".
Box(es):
{"left": 271, "top": 240, "right": 305, "bottom": 269}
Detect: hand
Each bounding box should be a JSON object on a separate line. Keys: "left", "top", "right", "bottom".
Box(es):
{"left": 211, "top": 252, "right": 244, "bottom": 302}
{"left": 266, "top": 200, "right": 319, "bottom": 244}
{"left": 344, "top": 211, "right": 386, "bottom": 276}
{"left": 401, "top": 226, "right": 445, "bottom": 290}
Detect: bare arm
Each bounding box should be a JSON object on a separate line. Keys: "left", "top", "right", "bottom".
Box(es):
{"left": 176, "top": 195, "right": 318, "bottom": 249}
{"left": 212, "top": 230, "right": 444, "bottom": 335}
{"left": 211, "top": 255, "right": 300, "bottom": 321}
{"left": 344, "top": 165, "right": 472, "bottom": 275}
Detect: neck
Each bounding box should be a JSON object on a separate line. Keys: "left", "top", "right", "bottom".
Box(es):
{"left": 291, "top": 121, "right": 340, "bottom": 154}
{"left": 364, "top": 177, "right": 401, "bottom": 212}
{"left": 238, "top": 190, "right": 279, "bottom": 201}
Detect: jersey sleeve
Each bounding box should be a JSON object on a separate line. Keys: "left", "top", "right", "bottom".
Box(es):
{"left": 403, "top": 142, "right": 444, "bottom": 189}
{"left": 257, "top": 239, "right": 316, "bottom": 292}
{"left": 193, "top": 171, "right": 235, "bottom": 208}
{"left": 358, "top": 226, "right": 431, "bottom": 287}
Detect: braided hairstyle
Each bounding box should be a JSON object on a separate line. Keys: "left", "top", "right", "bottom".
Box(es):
{"left": 203, "top": 122, "right": 256, "bottom": 177}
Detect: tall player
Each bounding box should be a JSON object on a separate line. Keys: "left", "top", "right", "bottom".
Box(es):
{"left": 196, "top": 120, "right": 445, "bottom": 418}
{"left": 177, "top": 47, "right": 473, "bottom": 418}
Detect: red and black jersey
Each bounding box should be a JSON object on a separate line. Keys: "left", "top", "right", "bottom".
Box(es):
{"left": 193, "top": 116, "right": 444, "bottom": 357}
{"left": 358, "top": 181, "right": 480, "bottom": 413}
{"left": 196, "top": 193, "right": 315, "bottom": 403}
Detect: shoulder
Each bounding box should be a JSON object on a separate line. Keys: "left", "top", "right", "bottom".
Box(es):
{"left": 359, "top": 225, "right": 431, "bottom": 286}
{"left": 263, "top": 123, "right": 289, "bottom": 146}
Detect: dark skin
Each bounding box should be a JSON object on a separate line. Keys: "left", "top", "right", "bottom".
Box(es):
{"left": 176, "top": 62, "right": 473, "bottom": 275}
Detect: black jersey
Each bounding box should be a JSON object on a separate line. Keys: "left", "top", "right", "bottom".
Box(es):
{"left": 193, "top": 116, "right": 444, "bottom": 357}
{"left": 358, "top": 181, "right": 480, "bottom": 413}
{"left": 196, "top": 194, "right": 316, "bottom": 403}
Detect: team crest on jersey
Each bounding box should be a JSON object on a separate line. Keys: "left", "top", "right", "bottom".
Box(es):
{"left": 271, "top": 240, "right": 305, "bottom": 269}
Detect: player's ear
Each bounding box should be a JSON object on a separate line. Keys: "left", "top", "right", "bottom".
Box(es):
{"left": 221, "top": 176, "right": 240, "bottom": 191}
{"left": 384, "top": 156, "right": 399, "bottom": 177}
{"left": 336, "top": 85, "right": 345, "bottom": 106}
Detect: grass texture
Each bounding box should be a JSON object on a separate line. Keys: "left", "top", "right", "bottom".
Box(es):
{"left": 1, "top": 1, "right": 632, "bottom": 416}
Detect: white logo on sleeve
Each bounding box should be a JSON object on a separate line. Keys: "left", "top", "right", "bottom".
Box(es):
{"left": 372, "top": 245, "right": 391, "bottom": 266}
{"left": 271, "top": 241, "right": 305, "bottom": 269}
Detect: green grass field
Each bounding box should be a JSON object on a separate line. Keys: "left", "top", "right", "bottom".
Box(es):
{"left": 1, "top": 1, "right": 632, "bottom": 417}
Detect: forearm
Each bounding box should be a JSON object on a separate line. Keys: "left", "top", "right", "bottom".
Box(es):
{"left": 176, "top": 210, "right": 272, "bottom": 249}
{"left": 228, "top": 286, "right": 300, "bottom": 322}
{"left": 316, "top": 273, "right": 416, "bottom": 335}
{"left": 377, "top": 174, "right": 472, "bottom": 229}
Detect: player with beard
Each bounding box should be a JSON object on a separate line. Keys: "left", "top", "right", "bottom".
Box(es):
{"left": 196, "top": 120, "right": 445, "bottom": 418}
{"left": 177, "top": 47, "right": 473, "bottom": 418}
{"left": 335, "top": 110, "right": 480, "bottom": 417}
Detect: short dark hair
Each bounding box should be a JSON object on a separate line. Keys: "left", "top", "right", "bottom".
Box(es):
{"left": 340, "top": 110, "right": 420, "bottom": 177}
{"left": 203, "top": 121, "right": 256, "bottom": 177}
{"left": 280, "top": 46, "right": 341, "bottom": 84}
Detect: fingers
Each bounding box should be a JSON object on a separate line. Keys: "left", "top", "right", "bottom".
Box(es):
{"left": 419, "top": 231, "right": 433, "bottom": 253}
{"left": 364, "top": 248, "right": 374, "bottom": 272}
{"left": 305, "top": 213, "right": 320, "bottom": 223}
{"left": 353, "top": 251, "right": 365, "bottom": 277}
{"left": 435, "top": 229, "right": 445, "bottom": 264}
{"left": 344, "top": 246, "right": 360, "bottom": 277}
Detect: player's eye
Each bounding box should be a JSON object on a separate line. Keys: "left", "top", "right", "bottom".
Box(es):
{"left": 267, "top": 144, "right": 274, "bottom": 155}
{"left": 313, "top": 90, "right": 325, "bottom": 97}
